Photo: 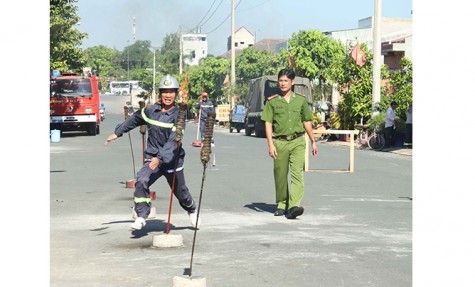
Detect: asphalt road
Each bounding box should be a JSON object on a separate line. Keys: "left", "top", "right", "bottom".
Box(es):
{"left": 50, "top": 94, "right": 412, "bottom": 287}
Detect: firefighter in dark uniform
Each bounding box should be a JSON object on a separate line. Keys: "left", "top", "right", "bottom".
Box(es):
{"left": 260, "top": 68, "right": 318, "bottom": 219}
{"left": 105, "top": 74, "right": 200, "bottom": 230}
{"left": 195, "top": 92, "right": 215, "bottom": 142}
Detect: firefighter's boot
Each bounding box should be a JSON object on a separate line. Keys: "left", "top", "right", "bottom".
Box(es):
{"left": 188, "top": 211, "right": 201, "bottom": 229}
{"left": 130, "top": 217, "right": 146, "bottom": 231}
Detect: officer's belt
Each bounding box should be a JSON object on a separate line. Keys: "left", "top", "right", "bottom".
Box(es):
{"left": 274, "top": 132, "right": 305, "bottom": 141}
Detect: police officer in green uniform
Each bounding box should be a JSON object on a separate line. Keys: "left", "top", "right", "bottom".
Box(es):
{"left": 261, "top": 68, "right": 318, "bottom": 219}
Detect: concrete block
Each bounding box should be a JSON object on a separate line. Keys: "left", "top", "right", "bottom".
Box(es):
{"left": 173, "top": 275, "right": 206, "bottom": 287}
{"left": 153, "top": 234, "right": 184, "bottom": 248}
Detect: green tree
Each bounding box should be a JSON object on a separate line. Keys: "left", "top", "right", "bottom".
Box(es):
{"left": 236, "top": 48, "right": 279, "bottom": 83}
{"left": 50, "top": 0, "right": 87, "bottom": 72}
{"left": 157, "top": 33, "right": 180, "bottom": 75}
{"left": 121, "top": 40, "right": 153, "bottom": 72}
{"left": 234, "top": 47, "right": 287, "bottom": 102}
{"left": 84, "top": 45, "right": 121, "bottom": 87}
{"left": 288, "top": 30, "right": 346, "bottom": 105}
{"left": 334, "top": 43, "right": 390, "bottom": 129}
{"left": 186, "top": 56, "right": 230, "bottom": 105}
{"left": 379, "top": 57, "right": 413, "bottom": 120}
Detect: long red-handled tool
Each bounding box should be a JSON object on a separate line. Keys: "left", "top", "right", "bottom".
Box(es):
{"left": 165, "top": 102, "right": 187, "bottom": 234}
{"left": 165, "top": 141, "right": 181, "bottom": 234}
{"left": 124, "top": 105, "right": 137, "bottom": 188}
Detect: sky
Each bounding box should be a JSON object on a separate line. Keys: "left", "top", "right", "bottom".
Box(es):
{"left": 76, "top": 0, "right": 413, "bottom": 56}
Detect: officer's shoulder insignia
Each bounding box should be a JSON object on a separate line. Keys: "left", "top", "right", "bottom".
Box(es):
{"left": 295, "top": 93, "right": 305, "bottom": 97}
{"left": 267, "top": 94, "right": 279, "bottom": 100}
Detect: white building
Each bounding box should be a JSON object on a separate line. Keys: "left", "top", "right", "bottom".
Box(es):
{"left": 324, "top": 17, "right": 412, "bottom": 105}
{"left": 227, "top": 26, "right": 255, "bottom": 50}
{"left": 324, "top": 17, "right": 412, "bottom": 66}
{"left": 182, "top": 33, "right": 208, "bottom": 67}
{"left": 221, "top": 27, "right": 256, "bottom": 58}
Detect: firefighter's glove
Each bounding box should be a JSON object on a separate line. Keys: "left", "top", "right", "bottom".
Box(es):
{"left": 139, "top": 125, "right": 147, "bottom": 135}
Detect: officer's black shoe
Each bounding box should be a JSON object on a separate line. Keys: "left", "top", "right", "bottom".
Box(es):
{"left": 274, "top": 209, "right": 285, "bottom": 216}
{"left": 286, "top": 206, "right": 304, "bottom": 219}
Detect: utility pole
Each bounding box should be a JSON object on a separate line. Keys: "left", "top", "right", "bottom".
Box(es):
{"left": 179, "top": 26, "right": 183, "bottom": 75}
{"left": 133, "top": 16, "right": 136, "bottom": 42}
{"left": 230, "top": 0, "right": 236, "bottom": 110}
{"left": 372, "top": 0, "right": 382, "bottom": 115}
{"left": 127, "top": 40, "right": 130, "bottom": 81}
{"left": 152, "top": 48, "right": 157, "bottom": 103}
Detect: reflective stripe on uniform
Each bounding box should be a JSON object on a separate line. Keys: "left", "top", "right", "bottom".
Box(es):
{"left": 134, "top": 197, "right": 152, "bottom": 204}
{"left": 141, "top": 109, "right": 176, "bottom": 131}
{"left": 183, "top": 200, "right": 194, "bottom": 208}
{"left": 166, "top": 166, "right": 184, "bottom": 173}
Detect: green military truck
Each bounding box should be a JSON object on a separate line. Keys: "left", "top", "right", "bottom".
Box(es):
{"left": 244, "top": 75, "right": 313, "bottom": 138}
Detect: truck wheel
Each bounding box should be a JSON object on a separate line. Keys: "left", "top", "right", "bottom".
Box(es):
{"left": 237, "top": 128, "right": 241, "bottom": 133}
{"left": 87, "top": 123, "right": 97, "bottom": 136}
{"left": 255, "top": 129, "right": 265, "bottom": 138}
{"left": 96, "top": 125, "right": 100, "bottom": 135}
{"left": 229, "top": 127, "right": 233, "bottom": 133}
{"left": 255, "top": 120, "right": 267, "bottom": 138}
{"left": 245, "top": 127, "right": 252, "bottom": 136}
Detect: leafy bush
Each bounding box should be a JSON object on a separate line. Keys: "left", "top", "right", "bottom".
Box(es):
{"left": 395, "top": 116, "right": 406, "bottom": 133}
{"left": 367, "top": 112, "right": 406, "bottom": 134}
{"left": 367, "top": 112, "right": 385, "bottom": 134}
{"left": 329, "top": 111, "right": 342, "bottom": 130}
{"left": 312, "top": 112, "right": 323, "bottom": 126}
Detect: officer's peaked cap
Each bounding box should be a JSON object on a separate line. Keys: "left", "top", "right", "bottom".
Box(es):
{"left": 158, "top": 74, "right": 179, "bottom": 90}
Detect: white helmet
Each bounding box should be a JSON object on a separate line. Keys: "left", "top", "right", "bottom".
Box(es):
{"left": 158, "top": 74, "right": 179, "bottom": 90}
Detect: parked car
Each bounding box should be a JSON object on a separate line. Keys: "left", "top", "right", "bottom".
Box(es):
{"left": 229, "top": 104, "right": 246, "bottom": 133}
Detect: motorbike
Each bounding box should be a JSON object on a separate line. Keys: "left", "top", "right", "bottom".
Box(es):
{"left": 100, "top": 103, "right": 105, "bottom": 121}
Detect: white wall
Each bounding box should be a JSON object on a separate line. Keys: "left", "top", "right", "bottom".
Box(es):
{"left": 182, "top": 33, "right": 208, "bottom": 67}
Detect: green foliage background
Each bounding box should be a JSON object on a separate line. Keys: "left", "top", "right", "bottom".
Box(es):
{"left": 50, "top": 1, "right": 412, "bottom": 129}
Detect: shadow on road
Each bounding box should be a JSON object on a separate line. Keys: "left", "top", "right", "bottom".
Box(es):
{"left": 243, "top": 202, "right": 276, "bottom": 213}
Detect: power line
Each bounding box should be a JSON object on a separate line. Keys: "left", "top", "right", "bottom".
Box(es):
{"left": 193, "top": 0, "right": 218, "bottom": 31}
{"left": 204, "top": 0, "right": 242, "bottom": 34}
{"left": 200, "top": 0, "right": 225, "bottom": 29}
{"left": 236, "top": 0, "right": 270, "bottom": 13}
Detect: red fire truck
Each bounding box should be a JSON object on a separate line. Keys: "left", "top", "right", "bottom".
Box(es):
{"left": 50, "top": 71, "right": 101, "bottom": 135}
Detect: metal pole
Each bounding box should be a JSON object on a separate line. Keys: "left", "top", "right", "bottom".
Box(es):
{"left": 152, "top": 48, "right": 156, "bottom": 103}
{"left": 230, "top": 0, "right": 236, "bottom": 110}
{"left": 189, "top": 163, "right": 207, "bottom": 278}
{"left": 179, "top": 26, "right": 183, "bottom": 75}
{"left": 127, "top": 40, "right": 130, "bottom": 81}
{"left": 372, "top": 0, "right": 382, "bottom": 115}
{"left": 196, "top": 89, "right": 203, "bottom": 142}
{"left": 189, "top": 112, "right": 215, "bottom": 278}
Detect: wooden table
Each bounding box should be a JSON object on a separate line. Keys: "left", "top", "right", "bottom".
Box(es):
{"left": 305, "top": 129, "right": 359, "bottom": 173}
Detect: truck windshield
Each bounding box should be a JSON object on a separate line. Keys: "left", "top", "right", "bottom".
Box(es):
{"left": 51, "top": 78, "right": 92, "bottom": 98}
{"left": 264, "top": 81, "right": 280, "bottom": 98}
{"left": 264, "top": 81, "right": 310, "bottom": 98}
